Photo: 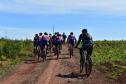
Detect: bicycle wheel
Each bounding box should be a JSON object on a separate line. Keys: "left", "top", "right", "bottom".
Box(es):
{"left": 56, "top": 45, "right": 59, "bottom": 59}
{"left": 69, "top": 44, "right": 72, "bottom": 58}
{"left": 85, "top": 56, "right": 92, "bottom": 76}
{"left": 43, "top": 48, "right": 47, "bottom": 61}
{"left": 37, "top": 46, "right": 41, "bottom": 62}
{"left": 80, "top": 60, "right": 84, "bottom": 73}
{"left": 80, "top": 50, "right": 86, "bottom": 73}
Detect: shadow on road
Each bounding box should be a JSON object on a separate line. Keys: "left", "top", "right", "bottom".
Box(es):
{"left": 60, "top": 53, "right": 69, "bottom": 55}
{"left": 24, "top": 59, "right": 43, "bottom": 64}
{"left": 47, "top": 56, "right": 70, "bottom": 60}
{"left": 56, "top": 72, "right": 88, "bottom": 79}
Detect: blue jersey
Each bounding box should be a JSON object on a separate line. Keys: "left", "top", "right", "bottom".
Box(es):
{"left": 78, "top": 33, "right": 93, "bottom": 46}
{"left": 54, "top": 35, "right": 61, "bottom": 45}
{"left": 68, "top": 35, "right": 76, "bottom": 44}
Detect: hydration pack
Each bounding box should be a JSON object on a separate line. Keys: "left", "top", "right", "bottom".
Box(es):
{"left": 82, "top": 33, "right": 93, "bottom": 46}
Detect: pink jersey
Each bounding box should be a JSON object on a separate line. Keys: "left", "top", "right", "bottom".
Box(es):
{"left": 39, "top": 35, "right": 43, "bottom": 41}
{"left": 42, "top": 35, "right": 49, "bottom": 41}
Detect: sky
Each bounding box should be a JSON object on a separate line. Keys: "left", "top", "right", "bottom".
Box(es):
{"left": 0, "top": 0, "right": 126, "bottom": 40}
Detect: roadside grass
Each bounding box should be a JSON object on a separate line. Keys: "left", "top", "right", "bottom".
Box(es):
{"left": 0, "top": 38, "right": 33, "bottom": 77}
{"left": 92, "top": 40, "right": 126, "bottom": 80}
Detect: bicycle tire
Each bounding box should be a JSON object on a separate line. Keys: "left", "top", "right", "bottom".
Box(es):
{"left": 80, "top": 50, "right": 86, "bottom": 73}
{"left": 85, "top": 56, "right": 92, "bottom": 76}
{"left": 69, "top": 44, "right": 73, "bottom": 58}
{"left": 80, "top": 60, "right": 84, "bottom": 73}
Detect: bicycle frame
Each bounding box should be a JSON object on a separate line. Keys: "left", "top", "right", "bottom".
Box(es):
{"left": 80, "top": 49, "right": 92, "bottom": 76}
{"left": 54, "top": 45, "right": 60, "bottom": 59}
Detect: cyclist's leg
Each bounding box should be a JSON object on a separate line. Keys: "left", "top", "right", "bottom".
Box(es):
{"left": 58, "top": 43, "right": 61, "bottom": 53}
{"left": 86, "top": 45, "right": 93, "bottom": 60}
{"left": 80, "top": 46, "right": 87, "bottom": 62}
{"left": 68, "top": 43, "right": 70, "bottom": 50}
{"left": 72, "top": 43, "right": 74, "bottom": 56}
{"left": 80, "top": 48, "right": 84, "bottom": 62}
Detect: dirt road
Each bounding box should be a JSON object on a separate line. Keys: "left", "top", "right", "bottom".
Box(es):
{"left": 0, "top": 45, "right": 118, "bottom": 84}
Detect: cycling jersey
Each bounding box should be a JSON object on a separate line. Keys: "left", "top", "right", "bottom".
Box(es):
{"left": 33, "top": 36, "right": 39, "bottom": 46}
{"left": 39, "top": 35, "right": 43, "bottom": 46}
{"left": 77, "top": 33, "right": 93, "bottom": 47}
{"left": 42, "top": 35, "right": 49, "bottom": 46}
{"left": 68, "top": 35, "right": 76, "bottom": 44}
{"left": 54, "top": 35, "right": 61, "bottom": 45}
{"left": 42, "top": 35, "right": 49, "bottom": 41}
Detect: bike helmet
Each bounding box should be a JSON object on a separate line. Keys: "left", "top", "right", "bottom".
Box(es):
{"left": 55, "top": 32, "right": 57, "bottom": 35}
{"left": 39, "top": 32, "right": 42, "bottom": 36}
{"left": 70, "top": 32, "right": 73, "bottom": 35}
{"left": 57, "top": 32, "right": 59, "bottom": 35}
{"left": 82, "top": 29, "right": 87, "bottom": 34}
{"left": 35, "top": 34, "right": 38, "bottom": 37}
{"left": 44, "top": 32, "right": 48, "bottom": 35}
{"left": 49, "top": 33, "right": 52, "bottom": 35}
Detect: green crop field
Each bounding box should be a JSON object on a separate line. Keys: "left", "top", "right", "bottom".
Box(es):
{"left": 93, "top": 40, "right": 126, "bottom": 80}
{"left": 0, "top": 38, "right": 33, "bottom": 77}
{"left": 0, "top": 38, "right": 126, "bottom": 80}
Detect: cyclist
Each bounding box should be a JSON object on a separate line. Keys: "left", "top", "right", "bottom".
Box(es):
{"left": 33, "top": 34, "right": 39, "bottom": 49}
{"left": 53, "top": 32, "right": 62, "bottom": 55}
{"left": 42, "top": 32, "right": 49, "bottom": 46}
{"left": 62, "top": 32, "right": 67, "bottom": 44}
{"left": 59, "top": 33, "right": 63, "bottom": 50}
{"left": 49, "top": 33, "right": 53, "bottom": 52}
{"left": 67, "top": 32, "right": 76, "bottom": 50}
{"left": 52, "top": 32, "right": 57, "bottom": 48}
{"left": 49, "top": 33, "right": 53, "bottom": 45}
{"left": 38, "top": 32, "right": 43, "bottom": 47}
{"left": 75, "top": 29, "right": 93, "bottom": 63}
{"left": 42, "top": 32, "right": 49, "bottom": 54}
{"left": 33, "top": 34, "right": 39, "bottom": 56}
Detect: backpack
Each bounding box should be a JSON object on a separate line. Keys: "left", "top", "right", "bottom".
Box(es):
{"left": 82, "top": 33, "right": 93, "bottom": 45}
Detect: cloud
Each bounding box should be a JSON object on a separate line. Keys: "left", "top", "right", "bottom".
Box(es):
{"left": 0, "top": 0, "right": 126, "bottom": 14}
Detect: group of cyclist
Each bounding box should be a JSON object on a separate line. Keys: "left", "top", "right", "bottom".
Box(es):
{"left": 33, "top": 29, "right": 93, "bottom": 59}
{"left": 33, "top": 32, "right": 67, "bottom": 55}
{"left": 33, "top": 29, "right": 93, "bottom": 76}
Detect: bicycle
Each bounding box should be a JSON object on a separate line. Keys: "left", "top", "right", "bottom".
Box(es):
{"left": 80, "top": 47, "right": 92, "bottom": 76}
{"left": 33, "top": 46, "right": 39, "bottom": 60}
{"left": 54, "top": 45, "right": 60, "bottom": 59}
{"left": 38, "top": 45, "right": 47, "bottom": 62}
{"left": 69, "top": 44, "right": 74, "bottom": 58}
{"left": 49, "top": 41, "right": 52, "bottom": 53}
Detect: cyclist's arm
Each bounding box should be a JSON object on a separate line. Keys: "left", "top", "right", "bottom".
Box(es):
{"left": 74, "top": 36, "right": 77, "bottom": 43}
{"left": 75, "top": 34, "right": 82, "bottom": 47}
{"left": 33, "top": 37, "right": 36, "bottom": 43}
{"left": 67, "top": 35, "right": 70, "bottom": 43}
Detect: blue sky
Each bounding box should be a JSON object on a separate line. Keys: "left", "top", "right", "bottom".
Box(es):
{"left": 0, "top": 0, "right": 126, "bottom": 40}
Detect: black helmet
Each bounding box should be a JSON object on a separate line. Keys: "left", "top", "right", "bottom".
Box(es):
{"left": 39, "top": 32, "right": 42, "bottom": 35}
{"left": 44, "top": 32, "right": 48, "bottom": 35}
{"left": 57, "top": 33, "right": 61, "bottom": 36}
{"left": 57, "top": 32, "right": 59, "bottom": 35}
{"left": 70, "top": 32, "right": 73, "bottom": 35}
{"left": 35, "top": 34, "right": 38, "bottom": 37}
{"left": 49, "top": 33, "right": 52, "bottom": 35}
{"left": 82, "top": 29, "right": 87, "bottom": 33}
{"left": 55, "top": 32, "right": 57, "bottom": 35}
